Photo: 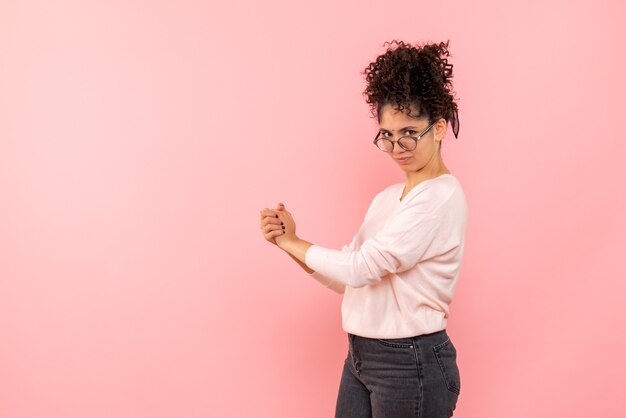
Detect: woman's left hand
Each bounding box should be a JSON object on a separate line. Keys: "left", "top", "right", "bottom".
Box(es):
{"left": 272, "top": 203, "right": 298, "bottom": 246}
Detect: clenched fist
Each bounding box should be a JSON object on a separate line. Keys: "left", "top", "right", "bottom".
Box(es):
{"left": 259, "top": 202, "right": 298, "bottom": 247}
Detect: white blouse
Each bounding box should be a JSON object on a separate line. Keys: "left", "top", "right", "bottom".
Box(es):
{"left": 304, "top": 174, "right": 468, "bottom": 338}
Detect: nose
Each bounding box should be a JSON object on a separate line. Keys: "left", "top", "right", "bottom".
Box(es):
{"left": 392, "top": 141, "right": 410, "bottom": 155}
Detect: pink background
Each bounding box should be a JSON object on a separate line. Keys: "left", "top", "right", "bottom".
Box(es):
{"left": 1, "top": 0, "right": 625, "bottom": 417}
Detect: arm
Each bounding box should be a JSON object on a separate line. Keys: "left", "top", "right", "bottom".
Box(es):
{"left": 280, "top": 188, "right": 449, "bottom": 288}
{"left": 309, "top": 270, "right": 346, "bottom": 294}
{"left": 286, "top": 251, "right": 346, "bottom": 294}
{"left": 277, "top": 238, "right": 346, "bottom": 293}
{"left": 303, "top": 214, "right": 441, "bottom": 288}
{"left": 287, "top": 251, "right": 314, "bottom": 274}
{"left": 287, "top": 253, "right": 346, "bottom": 294}
{"left": 281, "top": 228, "right": 364, "bottom": 294}
{"left": 262, "top": 204, "right": 347, "bottom": 293}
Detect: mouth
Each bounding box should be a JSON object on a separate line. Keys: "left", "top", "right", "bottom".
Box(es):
{"left": 396, "top": 156, "right": 412, "bottom": 163}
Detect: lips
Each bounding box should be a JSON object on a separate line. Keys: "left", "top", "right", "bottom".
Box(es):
{"left": 396, "top": 156, "right": 412, "bottom": 161}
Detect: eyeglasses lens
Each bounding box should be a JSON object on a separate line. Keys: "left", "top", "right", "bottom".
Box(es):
{"left": 376, "top": 136, "right": 417, "bottom": 152}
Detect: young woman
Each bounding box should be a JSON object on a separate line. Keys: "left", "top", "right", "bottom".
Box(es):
{"left": 259, "top": 39, "right": 467, "bottom": 418}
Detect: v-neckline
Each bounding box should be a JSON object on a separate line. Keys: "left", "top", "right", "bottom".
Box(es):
{"left": 398, "top": 173, "right": 453, "bottom": 202}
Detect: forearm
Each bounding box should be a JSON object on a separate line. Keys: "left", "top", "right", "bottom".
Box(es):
{"left": 281, "top": 237, "right": 345, "bottom": 293}
{"left": 279, "top": 236, "right": 376, "bottom": 288}
{"left": 287, "top": 251, "right": 314, "bottom": 274}
{"left": 278, "top": 237, "right": 314, "bottom": 268}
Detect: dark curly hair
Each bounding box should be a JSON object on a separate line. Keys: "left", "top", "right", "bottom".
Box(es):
{"left": 362, "top": 39, "right": 460, "bottom": 141}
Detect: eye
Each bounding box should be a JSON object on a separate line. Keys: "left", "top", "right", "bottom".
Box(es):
{"left": 379, "top": 131, "right": 391, "bottom": 138}
{"left": 405, "top": 130, "right": 417, "bottom": 135}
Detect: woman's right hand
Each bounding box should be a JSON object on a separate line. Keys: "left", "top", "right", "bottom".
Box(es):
{"left": 259, "top": 203, "right": 286, "bottom": 246}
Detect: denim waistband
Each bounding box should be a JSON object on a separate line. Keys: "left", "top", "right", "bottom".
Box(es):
{"left": 348, "top": 328, "right": 448, "bottom": 344}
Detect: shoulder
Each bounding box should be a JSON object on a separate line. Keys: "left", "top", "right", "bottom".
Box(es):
{"left": 403, "top": 175, "right": 466, "bottom": 213}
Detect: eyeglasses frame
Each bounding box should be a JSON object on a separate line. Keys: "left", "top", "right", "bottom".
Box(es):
{"left": 373, "top": 120, "right": 438, "bottom": 152}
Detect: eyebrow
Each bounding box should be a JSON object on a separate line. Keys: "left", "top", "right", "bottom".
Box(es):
{"left": 378, "top": 126, "right": 420, "bottom": 133}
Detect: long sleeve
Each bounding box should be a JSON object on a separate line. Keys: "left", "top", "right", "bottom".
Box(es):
{"left": 305, "top": 187, "right": 449, "bottom": 288}
{"left": 309, "top": 271, "right": 346, "bottom": 293}
{"left": 306, "top": 191, "right": 384, "bottom": 294}
{"left": 307, "top": 236, "right": 357, "bottom": 294}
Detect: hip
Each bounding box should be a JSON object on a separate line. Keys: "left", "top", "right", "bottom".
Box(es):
{"left": 346, "top": 329, "right": 461, "bottom": 412}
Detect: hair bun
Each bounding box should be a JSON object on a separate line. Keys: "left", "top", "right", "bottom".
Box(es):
{"left": 363, "top": 39, "right": 460, "bottom": 140}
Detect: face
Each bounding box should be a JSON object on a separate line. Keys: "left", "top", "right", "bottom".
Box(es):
{"left": 377, "top": 103, "right": 443, "bottom": 172}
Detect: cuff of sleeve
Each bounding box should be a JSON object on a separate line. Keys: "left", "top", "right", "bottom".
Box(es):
{"left": 305, "top": 244, "right": 328, "bottom": 276}
{"left": 309, "top": 270, "right": 331, "bottom": 286}
{"left": 308, "top": 270, "right": 345, "bottom": 294}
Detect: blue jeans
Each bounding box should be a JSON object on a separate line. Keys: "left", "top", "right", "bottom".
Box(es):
{"left": 335, "top": 329, "right": 460, "bottom": 418}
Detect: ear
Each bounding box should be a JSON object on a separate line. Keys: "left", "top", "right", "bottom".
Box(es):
{"left": 435, "top": 118, "right": 447, "bottom": 142}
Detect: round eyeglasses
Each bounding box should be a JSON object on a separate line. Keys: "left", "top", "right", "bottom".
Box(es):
{"left": 373, "top": 120, "right": 437, "bottom": 152}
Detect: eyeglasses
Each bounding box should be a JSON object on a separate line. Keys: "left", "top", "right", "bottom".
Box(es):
{"left": 373, "top": 120, "right": 437, "bottom": 152}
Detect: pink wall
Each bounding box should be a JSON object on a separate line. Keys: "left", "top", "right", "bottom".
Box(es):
{"left": 1, "top": 0, "right": 625, "bottom": 417}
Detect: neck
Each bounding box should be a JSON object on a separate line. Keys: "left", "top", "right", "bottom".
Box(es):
{"left": 404, "top": 158, "right": 450, "bottom": 190}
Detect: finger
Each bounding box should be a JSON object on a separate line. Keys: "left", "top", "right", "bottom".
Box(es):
{"left": 263, "top": 209, "right": 290, "bottom": 225}
{"left": 263, "top": 217, "right": 284, "bottom": 230}
{"left": 261, "top": 216, "right": 282, "bottom": 226}
{"left": 264, "top": 228, "right": 284, "bottom": 240}
{"left": 263, "top": 223, "right": 283, "bottom": 233}
{"left": 260, "top": 209, "right": 282, "bottom": 219}
{"left": 269, "top": 228, "right": 285, "bottom": 238}
{"left": 260, "top": 209, "right": 277, "bottom": 217}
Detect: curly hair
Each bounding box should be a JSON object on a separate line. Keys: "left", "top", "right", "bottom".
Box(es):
{"left": 362, "top": 39, "right": 460, "bottom": 140}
